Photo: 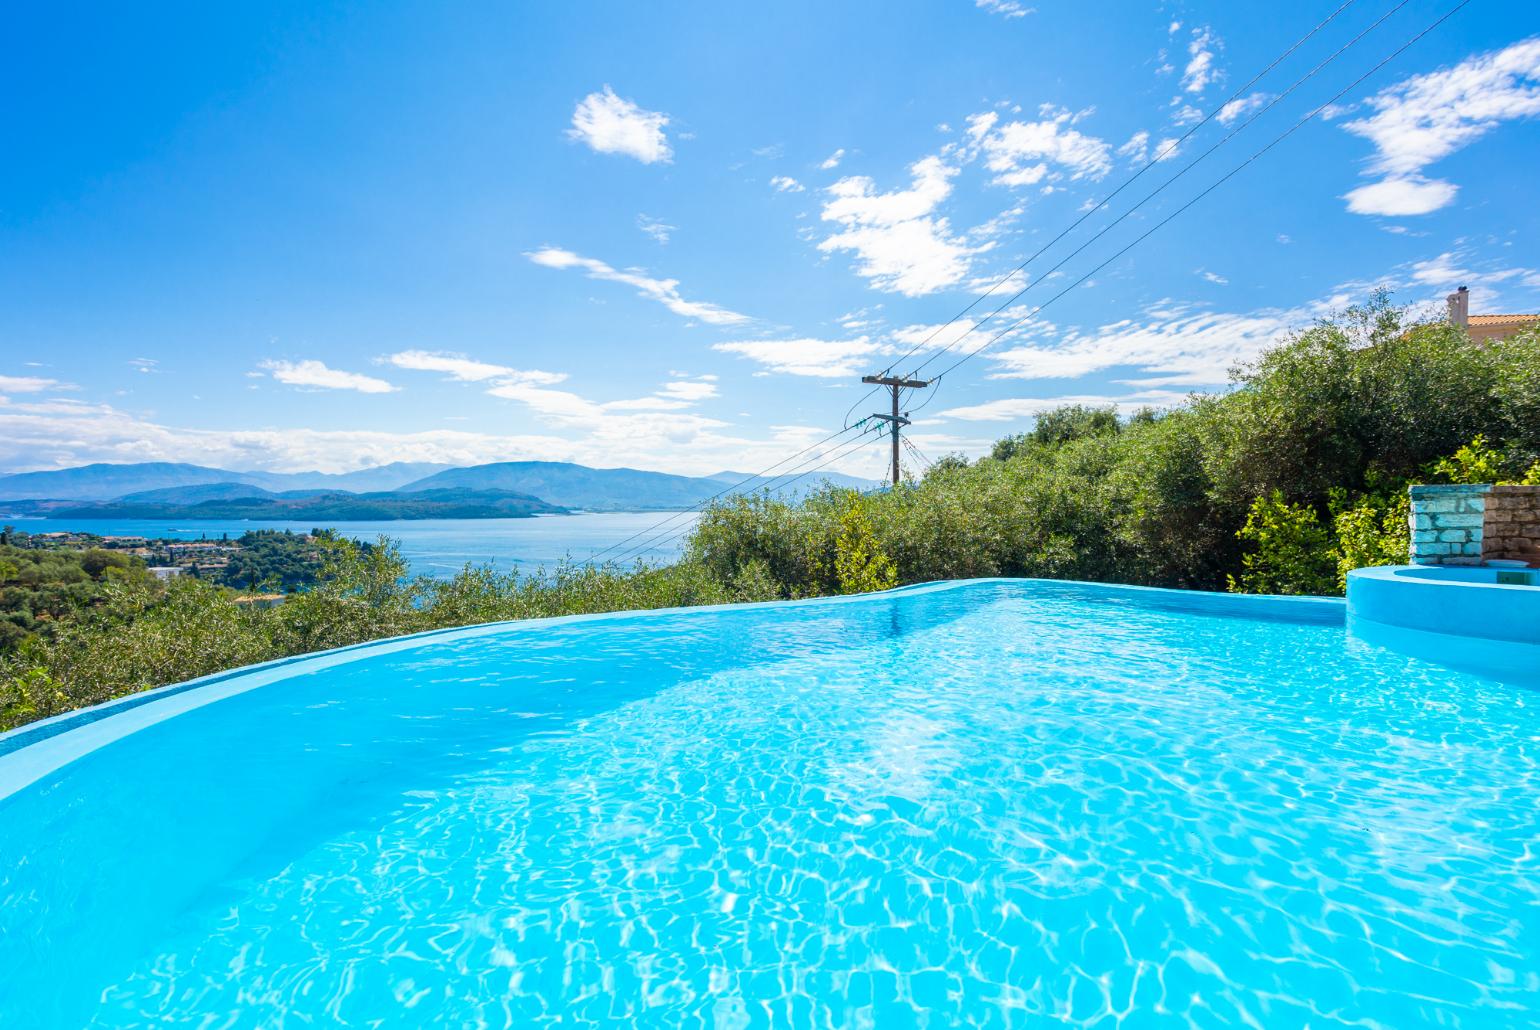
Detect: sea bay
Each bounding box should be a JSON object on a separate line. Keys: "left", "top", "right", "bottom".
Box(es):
{"left": 0, "top": 512, "right": 699, "bottom": 579}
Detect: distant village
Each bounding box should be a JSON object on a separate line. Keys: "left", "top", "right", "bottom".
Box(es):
{"left": 0, "top": 526, "right": 332, "bottom": 598}
{"left": 12, "top": 531, "right": 244, "bottom": 581}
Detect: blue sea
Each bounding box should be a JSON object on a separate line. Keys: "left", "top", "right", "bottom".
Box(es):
{"left": 0, "top": 512, "right": 698, "bottom": 578}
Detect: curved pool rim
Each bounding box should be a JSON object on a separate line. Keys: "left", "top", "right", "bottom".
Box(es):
{"left": 0, "top": 577, "right": 1344, "bottom": 801}
{"left": 1346, "top": 563, "right": 1540, "bottom": 646}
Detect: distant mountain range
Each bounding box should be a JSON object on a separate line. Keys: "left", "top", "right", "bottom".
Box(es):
{"left": 0, "top": 459, "right": 877, "bottom": 520}
{"left": 9, "top": 487, "right": 563, "bottom": 521}
{"left": 0, "top": 461, "right": 452, "bottom": 501}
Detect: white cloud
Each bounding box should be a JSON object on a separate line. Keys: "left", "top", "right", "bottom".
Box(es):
{"left": 527, "top": 247, "right": 750, "bottom": 325}
{"left": 1117, "top": 130, "right": 1151, "bottom": 163}
{"left": 938, "top": 390, "right": 1190, "bottom": 422}
{"left": 0, "top": 374, "right": 65, "bottom": 393}
{"left": 261, "top": 359, "right": 398, "bottom": 394}
{"left": 820, "top": 148, "right": 846, "bottom": 170}
{"left": 0, "top": 396, "right": 868, "bottom": 479}
{"left": 770, "top": 175, "right": 805, "bottom": 193}
{"left": 713, "top": 337, "right": 889, "bottom": 378}
{"left": 656, "top": 377, "right": 719, "bottom": 402}
{"left": 1199, "top": 270, "right": 1229, "bottom": 285}
{"left": 1218, "top": 92, "right": 1270, "bottom": 125}
{"left": 1115, "top": 129, "right": 1181, "bottom": 166}
{"left": 1343, "top": 177, "right": 1459, "bottom": 217}
{"left": 976, "top": 0, "right": 1033, "bottom": 18}
{"left": 1340, "top": 37, "right": 1540, "bottom": 216}
{"left": 818, "top": 156, "right": 978, "bottom": 296}
{"left": 567, "top": 87, "right": 672, "bottom": 164}
{"left": 965, "top": 108, "right": 1112, "bottom": 185}
{"left": 384, "top": 350, "right": 566, "bottom": 386}
{"left": 1182, "top": 27, "right": 1220, "bottom": 94}
{"left": 983, "top": 301, "right": 1316, "bottom": 385}
{"left": 637, "top": 213, "right": 675, "bottom": 244}
{"left": 1170, "top": 103, "right": 1203, "bottom": 127}
{"left": 486, "top": 371, "right": 720, "bottom": 422}
{"left": 1405, "top": 251, "right": 1540, "bottom": 306}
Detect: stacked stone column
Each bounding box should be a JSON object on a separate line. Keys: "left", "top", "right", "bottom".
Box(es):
{"left": 1482, "top": 485, "right": 1540, "bottom": 566}
{"left": 1408, "top": 485, "right": 1488, "bottom": 565}
{"left": 1409, "top": 483, "right": 1540, "bottom": 567}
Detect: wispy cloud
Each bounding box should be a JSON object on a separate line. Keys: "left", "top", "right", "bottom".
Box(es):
{"left": 526, "top": 247, "right": 750, "bottom": 325}
{"left": 568, "top": 86, "right": 672, "bottom": 164}
{"left": 261, "top": 359, "right": 398, "bottom": 394}
{"left": 1115, "top": 130, "right": 1180, "bottom": 165}
{"left": 770, "top": 175, "right": 805, "bottom": 193}
{"left": 713, "top": 336, "right": 890, "bottom": 378}
{"left": 982, "top": 300, "right": 1320, "bottom": 386}
{"left": 819, "top": 148, "right": 846, "bottom": 170}
{"left": 384, "top": 350, "right": 566, "bottom": 386}
{"left": 1181, "top": 27, "right": 1220, "bottom": 94}
{"left": 637, "top": 213, "right": 675, "bottom": 244}
{"left": 1340, "top": 37, "right": 1540, "bottom": 216}
{"left": 1218, "top": 92, "right": 1269, "bottom": 125}
{"left": 0, "top": 374, "right": 67, "bottom": 394}
{"left": 975, "top": 0, "right": 1033, "bottom": 18}
{"left": 938, "top": 390, "right": 1189, "bottom": 422}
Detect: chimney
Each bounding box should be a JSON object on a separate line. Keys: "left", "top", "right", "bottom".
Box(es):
{"left": 1447, "top": 285, "right": 1470, "bottom": 327}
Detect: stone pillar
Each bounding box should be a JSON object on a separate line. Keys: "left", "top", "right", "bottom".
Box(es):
{"left": 1408, "top": 484, "right": 1489, "bottom": 565}
{"left": 1481, "top": 484, "right": 1540, "bottom": 567}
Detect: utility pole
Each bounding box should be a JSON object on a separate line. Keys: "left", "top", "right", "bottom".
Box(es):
{"left": 861, "top": 374, "right": 931, "bottom": 486}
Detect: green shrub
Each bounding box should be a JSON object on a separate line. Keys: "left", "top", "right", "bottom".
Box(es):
{"left": 828, "top": 495, "right": 897, "bottom": 594}
{"left": 1228, "top": 491, "right": 1337, "bottom": 596}
{"left": 1332, "top": 491, "right": 1411, "bottom": 590}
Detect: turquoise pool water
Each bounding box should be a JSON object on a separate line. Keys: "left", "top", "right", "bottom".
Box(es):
{"left": 1, "top": 580, "right": 1537, "bottom": 1026}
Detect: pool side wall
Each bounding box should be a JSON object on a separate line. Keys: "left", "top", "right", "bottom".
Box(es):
{"left": 1347, "top": 565, "right": 1540, "bottom": 646}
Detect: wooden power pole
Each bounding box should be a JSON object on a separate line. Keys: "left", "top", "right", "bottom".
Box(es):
{"left": 861, "top": 374, "right": 931, "bottom": 486}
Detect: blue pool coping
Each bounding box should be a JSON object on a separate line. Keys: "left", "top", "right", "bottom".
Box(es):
{"left": 1347, "top": 564, "right": 1540, "bottom": 646}
{"left": 0, "top": 578, "right": 1345, "bottom": 800}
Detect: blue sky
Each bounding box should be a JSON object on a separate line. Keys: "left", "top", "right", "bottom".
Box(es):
{"left": 2, "top": 0, "right": 1538, "bottom": 478}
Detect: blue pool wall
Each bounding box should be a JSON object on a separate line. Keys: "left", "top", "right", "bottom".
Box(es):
{"left": 1347, "top": 564, "right": 1540, "bottom": 645}
{"left": 1346, "top": 564, "right": 1540, "bottom": 681}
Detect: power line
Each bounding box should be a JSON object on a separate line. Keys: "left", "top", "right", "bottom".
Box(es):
{"left": 901, "top": 436, "right": 933, "bottom": 474}
{"left": 607, "top": 425, "right": 887, "bottom": 567}
{"left": 900, "top": 0, "right": 1412, "bottom": 385}
{"left": 583, "top": 417, "right": 872, "bottom": 565}
{"left": 908, "top": 0, "right": 1470, "bottom": 418}
{"left": 838, "top": 0, "right": 1365, "bottom": 430}
{"left": 601, "top": 424, "right": 889, "bottom": 568}
{"left": 556, "top": 0, "right": 1445, "bottom": 577}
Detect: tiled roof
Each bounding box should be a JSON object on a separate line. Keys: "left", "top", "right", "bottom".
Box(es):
{"left": 1469, "top": 314, "right": 1540, "bottom": 325}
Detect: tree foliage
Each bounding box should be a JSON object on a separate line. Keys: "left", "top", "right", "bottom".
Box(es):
{"left": 1227, "top": 492, "right": 1336, "bottom": 596}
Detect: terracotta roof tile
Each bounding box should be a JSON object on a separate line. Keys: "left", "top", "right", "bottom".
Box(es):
{"left": 1469, "top": 314, "right": 1540, "bottom": 325}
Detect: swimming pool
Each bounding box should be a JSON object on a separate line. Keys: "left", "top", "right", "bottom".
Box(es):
{"left": 2, "top": 579, "right": 1537, "bottom": 1026}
